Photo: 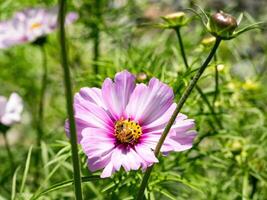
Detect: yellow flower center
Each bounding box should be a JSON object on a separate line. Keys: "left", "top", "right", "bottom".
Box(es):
{"left": 30, "top": 22, "right": 42, "bottom": 30}
{"left": 114, "top": 118, "right": 142, "bottom": 144}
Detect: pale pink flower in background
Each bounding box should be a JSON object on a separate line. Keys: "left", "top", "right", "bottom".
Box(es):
{"left": 0, "top": 7, "right": 78, "bottom": 49}
{"left": 0, "top": 93, "right": 23, "bottom": 126}
{"left": 65, "top": 70, "right": 197, "bottom": 178}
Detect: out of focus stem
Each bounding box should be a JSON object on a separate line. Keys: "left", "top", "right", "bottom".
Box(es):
{"left": 213, "top": 54, "right": 219, "bottom": 106}
{"left": 175, "top": 27, "right": 189, "bottom": 68}
{"left": 92, "top": 0, "right": 101, "bottom": 74}
{"left": 2, "top": 131, "right": 15, "bottom": 170}
{"left": 37, "top": 45, "right": 47, "bottom": 146}
{"left": 137, "top": 37, "right": 222, "bottom": 200}
{"left": 175, "top": 27, "right": 222, "bottom": 129}
{"left": 58, "top": 1, "right": 83, "bottom": 199}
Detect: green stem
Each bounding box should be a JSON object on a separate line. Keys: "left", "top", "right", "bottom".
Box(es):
{"left": 3, "top": 132, "right": 15, "bottom": 170}
{"left": 37, "top": 45, "right": 47, "bottom": 146}
{"left": 175, "top": 27, "right": 222, "bottom": 128}
{"left": 175, "top": 27, "right": 189, "bottom": 69}
{"left": 242, "top": 169, "right": 249, "bottom": 200}
{"left": 34, "top": 44, "right": 48, "bottom": 186}
{"left": 92, "top": 0, "right": 101, "bottom": 74}
{"left": 136, "top": 37, "right": 222, "bottom": 200}
{"left": 195, "top": 86, "right": 222, "bottom": 128}
{"left": 58, "top": 1, "right": 83, "bottom": 199}
{"left": 213, "top": 54, "right": 219, "bottom": 106}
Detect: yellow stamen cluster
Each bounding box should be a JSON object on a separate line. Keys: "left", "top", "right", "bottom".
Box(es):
{"left": 30, "top": 22, "right": 42, "bottom": 30}
{"left": 114, "top": 118, "right": 142, "bottom": 144}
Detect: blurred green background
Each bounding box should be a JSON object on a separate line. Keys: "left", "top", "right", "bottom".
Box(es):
{"left": 0, "top": 0, "right": 266, "bottom": 199}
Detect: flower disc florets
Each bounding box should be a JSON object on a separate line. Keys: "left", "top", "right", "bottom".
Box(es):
{"left": 115, "top": 118, "right": 142, "bottom": 144}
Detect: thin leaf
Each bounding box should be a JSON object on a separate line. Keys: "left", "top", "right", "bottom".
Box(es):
{"left": 31, "top": 176, "right": 100, "bottom": 200}
{"left": 20, "top": 145, "right": 33, "bottom": 193}
{"left": 237, "top": 13, "right": 244, "bottom": 25}
{"left": 11, "top": 167, "right": 21, "bottom": 200}
{"left": 155, "top": 187, "right": 176, "bottom": 200}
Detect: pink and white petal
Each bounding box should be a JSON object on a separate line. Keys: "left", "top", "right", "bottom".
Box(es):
{"left": 81, "top": 128, "right": 116, "bottom": 159}
{"left": 142, "top": 103, "right": 176, "bottom": 133}
{"left": 143, "top": 129, "right": 196, "bottom": 153}
{"left": 88, "top": 151, "right": 113, "bottom": 172}
{"left": 74, "top": 99, "right": 114, "bottom": 130}
{"left": 1, "top": 93, "right": 23, "bottom": 126}
{"left": 102, "top": 70, "right": 136, "bottom": 120}
{"left": 111, "top": 145, "right": 143, "bottom": 172}
{"left": 170, "top": 130, "right": 197, "bottom": 148}
{"left": 145, "top": 118, "right": 195, "bottom": 136}
{"left": 66, "top": 12, "right": 79, "bottom": 24}
{"left": 111, "top": 147, "right": 123, "bottom": 171}
{"left": 101, "top": 162, "right": 116, "bottom": 178}
{"left": 126, "top": 78, "right": 173, "bottom": 125}
{"left": 64, "top": 118, "right": 89, "bottom": 143}
{"left": 121, "top": 148, "right": 142, "bottom": 171}
{"left": 134, "top": 143, "right": 158, "bottom": 163}
{"left": 141, "top": 135, "right": 175, "bottom": 152}
{"left": 0, "top": 96, "right": 7, "bottom": 118}
{"left": 75, "top": 87, "right": 107, "bottom": 109}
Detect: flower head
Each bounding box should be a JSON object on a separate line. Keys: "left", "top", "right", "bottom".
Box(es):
{"left": 0, "top": 93, "right": 23, "bottom": 127}
{"left": 0, "top": 7, "right": 78, "bottom": 48}
{"left": 65, "top": 71, "right": 197, "bottom": 178}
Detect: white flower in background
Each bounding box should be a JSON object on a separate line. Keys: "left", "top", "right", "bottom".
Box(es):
{"left": 0, "top": 93, "right": 23, "bottom": 126}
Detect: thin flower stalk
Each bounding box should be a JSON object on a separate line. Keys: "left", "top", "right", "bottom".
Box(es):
{"left": 137, "top": 37, "right": 222, "bottom": 200}
{"left": 58, "top": 0, "right": 83, "bottom": 199}
{"left": 37, "top": 45, "right": 47, "bottom": 146}
{"left": 174, "top": 27, "right": 222, "bottom": 128}
{"left": 92, "top": 0, "right": 102, "bottom": 74}
{"left": 2, "top": 131, "right": 15, "bottom": 169}
{"left": 213, "top": 54, "right": 219, "bottom": 106}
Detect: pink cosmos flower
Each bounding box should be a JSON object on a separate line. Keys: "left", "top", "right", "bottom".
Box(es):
{"left": 0, "top": 7, "right": 78, "bottom": 48}
{"left": 0, "top": 93, "right": 23, "bottom": 126}
{"left": 65, "top": 70, "right": 197, "bottom": 178}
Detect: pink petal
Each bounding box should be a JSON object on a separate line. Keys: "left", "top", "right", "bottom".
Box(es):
{"left": 102, "top": 70, "right": 136, "bottom": 120}
{"left": 88, "top": 151, "right": 113, "bottom": 172}
{"left": 101, "top": 162, "right": 115, "bottom": 178}
{"left": 80, "top": 128, "right": 115, "bottom": 159}
{"left": 0, "top": 96, "right": 7, "bottom": 118}
{"left": 76, "top": 87, "right": 107, "bottom": 109}
{"left": 134, "top": 143, "right": 158, "bottom": 163}
{"left": 126, "top": 78, "right": 173, "bottom": 125}
{"left": 68, "top": 91, "right": 114, "bottom": 141}
{"left": 111, "top": 145, "right": 143, "bottom": 172}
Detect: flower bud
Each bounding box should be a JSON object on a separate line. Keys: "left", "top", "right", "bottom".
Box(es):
{"left": 161, "top": 12, "right": 189, "bottom": 28}
{"left": 208, "top": 11, "right": 237, "bottom": 38}
{"left": 201, "top": 36, "right": 216, "bottom": 47}
{"left": 136, "top": 72, "right": 147, "bottom": 82}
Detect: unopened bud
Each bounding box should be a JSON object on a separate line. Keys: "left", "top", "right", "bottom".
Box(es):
{"left": 136, "top": 72, "right": 147, "bottom": 82}
{"left": 201, "top": 36, "right": 216, "bottom": 47}
{"left": 208, "top": 11, "right": 237, "bottom": 38}
{"left": 161, "top": 12, "right": 189, "bottom": 28}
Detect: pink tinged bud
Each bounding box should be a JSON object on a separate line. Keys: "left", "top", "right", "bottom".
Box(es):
{"left": 209, "top": 11, "right": 237, "bottom": 38}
